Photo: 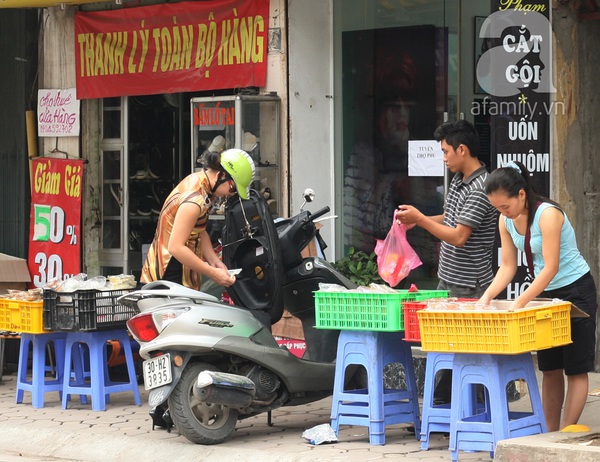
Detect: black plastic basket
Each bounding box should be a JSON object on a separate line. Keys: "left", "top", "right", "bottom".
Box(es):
{"left": 43, "top": 289, "right": 137, "bottom": 332}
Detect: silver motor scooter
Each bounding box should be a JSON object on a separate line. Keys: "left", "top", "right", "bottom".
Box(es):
{"left": 122, "top": 189, "right": 357, "bottom": 445}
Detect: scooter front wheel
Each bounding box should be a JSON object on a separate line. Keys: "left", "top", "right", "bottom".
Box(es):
{"left": 169, "top": 361, "right": 239, "bottom": 445}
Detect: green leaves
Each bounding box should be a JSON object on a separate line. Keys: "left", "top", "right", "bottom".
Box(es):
{"left": 333, "top": 247, "right": 383, "bottom": 286}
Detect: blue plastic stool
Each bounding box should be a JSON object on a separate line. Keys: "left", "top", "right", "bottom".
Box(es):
{"left": 62, "top": 329, "right": 141, "bottom": 411}
{"left": 420, "top": 352, "right": 482, "bottom": 450}
{"left": 330, "top": 331, "right": 421, "bottom": 445}
{"left": 67, "top": 342, "right": 92, "bottom": 405}
{"left": 16, "top": 332, "right": 67, "bottom": 408}
{"left": 449, "top": 353, "right": 547, "bottom": 461}
{"left": 419, "top": 352, "right": 455, "bottom": 449}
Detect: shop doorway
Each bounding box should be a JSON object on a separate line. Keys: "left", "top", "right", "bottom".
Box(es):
{"left": 335, "top": 0, "right": 492, "bottom": 289}
{"left": 98, "top": 94, "right": 186, "bottom": 278}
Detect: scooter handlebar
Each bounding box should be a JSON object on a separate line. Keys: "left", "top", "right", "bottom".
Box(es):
{"left": 310, "top": 206, "right": 330, "bottom": 222}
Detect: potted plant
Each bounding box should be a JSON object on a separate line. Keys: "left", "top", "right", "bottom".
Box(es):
{"left": 333, "top": 247, "right": 384, "bottom": 286}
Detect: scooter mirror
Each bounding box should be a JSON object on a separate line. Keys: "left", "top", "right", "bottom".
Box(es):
{"left": 303, "top": 188, "right": 315, "bottom": 202}
{"left": 300, "top": 188, "right": 315, "bottom": 210}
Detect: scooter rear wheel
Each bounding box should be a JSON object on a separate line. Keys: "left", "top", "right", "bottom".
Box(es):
{"left": 169, "top": 361, "right": 239, "bottom": 445}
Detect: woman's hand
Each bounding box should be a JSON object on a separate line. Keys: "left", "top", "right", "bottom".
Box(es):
{"left": 209, "top": 258, "right": 228, "bottom": 271}
{"left": 509, "top": 299, "right": 527, "bottom": 310}
{"left": 478, "top": 295, "right": 492, "bottom": 306}
{"left": 210, "top": 267, "right": 236, "bottom": 287}
{"left": 205, "top": 257, "right": 235, "bottom": 287}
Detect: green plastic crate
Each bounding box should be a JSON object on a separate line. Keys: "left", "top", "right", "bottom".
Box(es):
{"left": 314, "top": 289, "right": 449, "bottom": 331}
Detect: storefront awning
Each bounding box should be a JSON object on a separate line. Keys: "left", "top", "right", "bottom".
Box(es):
{"left": 0, "top": 0, "right": 113, "bottom": 8}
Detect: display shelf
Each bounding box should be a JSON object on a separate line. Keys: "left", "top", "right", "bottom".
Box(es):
{"left": 190, "top": 94, "right": 281, "bottom": 216}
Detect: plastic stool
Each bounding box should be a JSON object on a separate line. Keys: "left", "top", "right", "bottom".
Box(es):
{"left": 420, "top": 352, "right": 481, "bottom": 450}
{"left": 16, "top": 332, "right": 67, "bottom": 408}
{"left": 62, "top": 329, "right": 141, "bottom": 411}
{"left": 68, "top": 342, "right": 91, "bottom": 405}
{"left": 420, "top": 352, "right": 455, "bottom": 449}
{"left": 449, "top": 353, "right": 547, "bottom": 461}
{"left": 330, "top": 331, "right": 421, "bottom": 445}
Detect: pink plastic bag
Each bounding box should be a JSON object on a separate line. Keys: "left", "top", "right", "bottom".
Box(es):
{"left": 375, "top": 222, "right": 422, "bottom": 287}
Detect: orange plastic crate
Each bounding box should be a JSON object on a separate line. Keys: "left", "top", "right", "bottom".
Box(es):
{"left": 0, "top": 299, "right": 46, "bottom": 333}
{"left": 417, "top": 300, "right": 572, "bottom": 354}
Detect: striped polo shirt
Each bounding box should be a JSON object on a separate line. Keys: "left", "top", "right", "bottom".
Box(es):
{"left": 438, "top": 164, "right": 498, "bottom": 288}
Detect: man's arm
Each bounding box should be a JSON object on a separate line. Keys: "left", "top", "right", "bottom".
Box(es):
{"left": 396, "top": 205, "right": 472, "bottom": 246}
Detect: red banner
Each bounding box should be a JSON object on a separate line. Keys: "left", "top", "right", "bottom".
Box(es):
{"left": 28, "top": 158, "right": 84, "bottom": 287}
{"left": 75, "top": 0, "right": 269, "bottom": 99}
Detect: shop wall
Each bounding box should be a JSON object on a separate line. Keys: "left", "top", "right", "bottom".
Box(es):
{"left": 552, "top": 3, "right": 600, "bottom": 370}
{"left": 37, "top": 1, "right": 289, "bottom": 277}
{"left": 288, "top": 0, "right": 336, "bottom": 255}
{"left": 266, "top": 0, "right": 289, "bottom": 217}
{"left": 0, "top": 9, "right": 39, "bottom": 258}
{"left": 40, "top": 7, "right": 79, "bottom": 158}
{"left": 40, "top": 6, "right": 103, "bottom": 276}
{"left": 459, "top": 0, "right": 495, "bottom": 118}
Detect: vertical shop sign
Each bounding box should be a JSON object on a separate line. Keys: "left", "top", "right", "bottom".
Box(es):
{"left": 74, "top": 0, "right": 269, "bottom": 99}
{"left": 28, "top": 158, "right": 84, "bottom": 287}
{"left": 37, "top": 88, "right": 80, "bottom": 137}
{"left": 474, "top": 1, "right": 552, "bottom": 298}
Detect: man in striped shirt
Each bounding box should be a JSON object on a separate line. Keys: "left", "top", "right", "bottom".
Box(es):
{"left": 396, "top": 119, "right": 498, "bottom": 404}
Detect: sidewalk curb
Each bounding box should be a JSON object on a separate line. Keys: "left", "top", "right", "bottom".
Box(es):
{"left": 494, "top": 428, "right": 600, "bottom": 461}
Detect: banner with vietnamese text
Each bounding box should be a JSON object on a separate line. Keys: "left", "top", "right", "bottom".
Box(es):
{"left": 75, "top": 0, "right": 269, "bottom": 99}
{"left": 28, "top": 158, "right": 84, "bottom": 287}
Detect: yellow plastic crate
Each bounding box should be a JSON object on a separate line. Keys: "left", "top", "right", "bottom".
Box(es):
{"left": 417, "top": 300, "right": 572, "bottom": 354}
{"left": 0, "top": 299, "right": 9, "bottom": 331}
{"left": 0, "top": 299, "right": 46, "bottom": 333}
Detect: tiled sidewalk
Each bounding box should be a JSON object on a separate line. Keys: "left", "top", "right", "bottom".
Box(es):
{"left": 2, "top": 368, "right": 599, "bottom": 461}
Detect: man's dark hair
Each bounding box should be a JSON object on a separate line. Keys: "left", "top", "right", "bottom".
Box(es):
{"left": 433, "top": 119, "right": 480, "bottom": 158}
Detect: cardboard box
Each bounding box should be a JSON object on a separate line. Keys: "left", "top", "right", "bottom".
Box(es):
{"left": 271, "top": 310, "right": 304, "bottom": 340}
{"left": 0, "top": 253, "right": 31, "bottom": 294}
{"left": 271, "top": 224, "right": 323, "bottom": 342}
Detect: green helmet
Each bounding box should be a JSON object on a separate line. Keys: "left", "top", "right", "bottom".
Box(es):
{"left": 220, "top": 149, "right": 255, "bottom": 200}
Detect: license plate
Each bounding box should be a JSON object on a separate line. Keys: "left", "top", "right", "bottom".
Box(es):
{"left": 143, "top": 354, "right": 172, "bottom": 391}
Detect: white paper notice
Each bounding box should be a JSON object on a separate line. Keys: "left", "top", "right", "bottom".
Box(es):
{"left": 37, "top": 88, "right": 80, "bottom": 137}
{"left": 408, "top": 140, "right": 444, "bottom": 177}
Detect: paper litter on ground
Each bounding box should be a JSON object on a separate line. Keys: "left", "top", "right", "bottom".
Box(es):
{"left": 302, "top": 423, "right": 338, "bottom": 445}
